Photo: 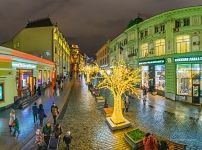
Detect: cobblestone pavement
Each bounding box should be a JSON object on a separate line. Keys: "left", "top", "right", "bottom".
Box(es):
{"left": 59, "top": 78, "right": 132, "bottom": 150}
{"left": 0, "top": 80, "right": 73, "bottom": 150}
{"left": 101, "top": 89, "right": 202, "bottom": 150}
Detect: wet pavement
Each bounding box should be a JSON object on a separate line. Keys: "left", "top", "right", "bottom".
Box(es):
{"left": 0, "top": 79, "right": 73, "bottom": 150}
{"left": 2, "top": 77, "right": 202, "bottom": 149}
{"left": 59, "top": 78, "right": 131, "bottom": 150}
{"left": 101, "top": 89, "right": 202, "bottom": 150}
{"left": 60, "top": 78, "right": 202, "bottom": 149}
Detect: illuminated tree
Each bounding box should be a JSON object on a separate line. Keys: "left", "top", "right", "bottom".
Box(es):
{"left": 97, "top": 62, "right": 141, "bottom": 125}
{"left": 80, "top": 65, "right": 99, "bottom": 84}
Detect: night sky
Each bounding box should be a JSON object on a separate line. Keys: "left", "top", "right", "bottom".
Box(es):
{"left": 0, "top": 0, "right": 202, "bottom": 57}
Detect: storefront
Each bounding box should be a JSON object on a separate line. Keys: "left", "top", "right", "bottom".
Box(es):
{"left": 175, "top": 56, "right": 202, "bottom": 104}
{"left": 12, "top": 62, "right": 37, "bottom": 97}
{"left": 139, "top": 59, "right": 165, "bottom": 96}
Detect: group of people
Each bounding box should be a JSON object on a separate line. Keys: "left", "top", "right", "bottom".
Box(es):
{"left": 143, "top": 133, "right": 175, "bottom": 150}
{"left": 9, "top": 109, "right": 20, "bottom": 136}
{"left": 35, "top": 122, "right": 72, "bottom": 150}
{"left": 33, "top": 102, "right": 72, "bottom": 149}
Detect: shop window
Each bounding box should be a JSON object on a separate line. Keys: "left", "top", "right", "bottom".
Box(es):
{"left": 0, "top": 83, "right": 4, "bottom": 101}
{"left": 176, "top": 35, "right": 190, "bottom": 53}
{"left": 155, "top": 39, "right": 165, "bottom": 56}
{"left": 140, "top": 43, "right": 148, "bottom": 57}
{"left": 176, "top": 64, "right": 192, "bottom": 96}
{"left": 155, "top": 65, "right": 165, "bottom": 91}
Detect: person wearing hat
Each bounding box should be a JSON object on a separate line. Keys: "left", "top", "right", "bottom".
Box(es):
{"left": 63, "top": 131, "right": 72, "bottom": 150}
{"left": 42, "top": 122, "right": 52, "bottom": 145}
{"left": 35, "top": 129, "right": 43, "bottom": 149}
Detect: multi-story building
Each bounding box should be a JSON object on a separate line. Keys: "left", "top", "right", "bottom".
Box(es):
{"left": 0, "top": 46, "right": 55, "bottom": 108}
{"left": 2, "top": 17, "right": 71, "bottom": 77}
{"left": 96, "top": 41, "right": 110, "bottom": 68}
{"left": 109, "top": 6, "right": 202, "bottom": 104}
{"left": 70, "top": 44, "right": 87, "bottom": 74}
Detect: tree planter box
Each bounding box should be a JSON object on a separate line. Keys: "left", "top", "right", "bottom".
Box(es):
{"left": 103, "top": 107, "right": 113, "bottom": 117}
{"left": 124, "top": 129, "right": 145, "bottom": 150}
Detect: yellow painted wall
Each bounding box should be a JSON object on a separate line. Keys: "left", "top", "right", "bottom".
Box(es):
{"left": 7, "top": 27, "right": 53, "bottom": 60}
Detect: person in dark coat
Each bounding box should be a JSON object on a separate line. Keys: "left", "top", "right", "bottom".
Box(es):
{"left": 37, "top": 86, "right": 41, "bottom": 96}
{"left": 54, "top": 123, "right": 62, "bottom": 139}
{"left": 63, "top": 131, "right": 72, "bottom": 150}
{"left": 51, "top": 102, "right": 59, "bottom": 125}
{"left": 38, "top": 104, "right": 46, "bottom": 127}
{"left": 32, "top": 102, "right": 38, "bottom": 123}
{"left": 42, "top": 122, "right": 52, "bottom": 145}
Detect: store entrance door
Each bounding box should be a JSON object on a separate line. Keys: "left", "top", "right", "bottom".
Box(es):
{"left": 192, "top": 79, "right": 200, "bottom": 104}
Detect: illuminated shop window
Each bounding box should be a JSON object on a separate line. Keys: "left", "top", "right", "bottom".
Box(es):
{"left": 176, "top": 35, "right": 190, "bottom": 53}
{"left": 177, "top": 64, "right": 192, "bottom": 96}
{"left": 155, "top": 39, "right": 165, "bottom": 56}
{"left": 140, "top": 43, "right": 148, "bottom": 57}
{"left": 142, "top": 66, "right": 149, "bottom": 88}
{"left": 155, "top": 65, "right": 165, "bottom": 91}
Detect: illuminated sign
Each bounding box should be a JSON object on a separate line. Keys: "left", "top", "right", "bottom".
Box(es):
{"left": 139, "top": 59, "right": 165, "bottom": 65}
{"left": 12, "top": 62, "right": 36, "bottom": 69}
{"left": 174, "top": 57, "right": 202, "bottom": 62}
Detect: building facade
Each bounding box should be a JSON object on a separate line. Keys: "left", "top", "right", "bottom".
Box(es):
{"left": 0, "top": 46, "right": 55, "bottom": 108}
{"left": 109, "top": 6, "right": 202, "bottom": 104}
{"left": 70, "top": 44, "right": 86, "bottom": 75}
{"left": 96, "top": 41, "right": 110, "bottom": 68}
{"left": 2, "top": 17, "right": 70, "bottom": 77}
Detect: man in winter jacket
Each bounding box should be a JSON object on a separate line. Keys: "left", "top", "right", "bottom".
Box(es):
{"left": 32, "top": 102, "right": 38, "bottom": 123}
{"left": 42, "top": 122, "right": 52, "bottom": 145}
{"left": 51, "top": 102, "right": 59, "bottom": 125}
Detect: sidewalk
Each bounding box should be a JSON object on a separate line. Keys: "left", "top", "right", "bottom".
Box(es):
{"left": 145, "top": 93, "right": 202, "bottom": 120}
{"left": 0, "top": 79, "right": 74, "bottom": 150}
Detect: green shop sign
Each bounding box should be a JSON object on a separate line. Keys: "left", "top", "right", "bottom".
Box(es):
{"left": 139, "top": 59, "right": 165, "bottom": 65}
{"left": 174, "top": 57, "right": 202, "bottom": 62}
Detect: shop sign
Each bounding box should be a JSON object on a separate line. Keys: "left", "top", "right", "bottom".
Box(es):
{"left": 139, "top": 59, "right": 165, "bottom": 65}
{"left": 174, "top": 57, "right": 202, "bottom": 62}
{"left": 12, "top": 62, "right": 36, "bottom": 69}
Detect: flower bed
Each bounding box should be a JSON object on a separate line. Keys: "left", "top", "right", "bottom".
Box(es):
{"left": 124, "top": 128, "right": 145, "bottom": 150}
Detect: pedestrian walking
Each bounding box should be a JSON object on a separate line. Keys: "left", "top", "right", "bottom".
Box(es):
{"left": 124, "top": 95, "right": 130, "bottom": 112}
{"left": 51, "top": 102, "right": 59, "bottom": 125}
{"left": 143, "top": 133, "right": 154, "bottom": 150}
{"left": 54, "top": 123, "right": 62, "bottom": 139}
{"left": 13, "top": 118, "right": 20, "bottom": 136}
{"left": 9, "top": 109, "right": 15, "bottom": 132}
{"left": 38, "top": 104, "right": 47, "bottom": 127}
{"left": 42, "top": 122, "right": 52, "bottom": 146}
{"left": 63, "top": 131, "right": 72, "bottom": 150}
{"left": 142, "top": 86, "right": 147, "bottom": 105}
{"left": 35, "top": 129, "right": 43, "bottom": 149}
{"left": 37, "top": 86, "right": 41, "bottom": 96}
{"left": 32, "top": 102, "right": 38, "bottom": 123}
{"left": 56, "top": 84, "right": 60, "bottom": 96}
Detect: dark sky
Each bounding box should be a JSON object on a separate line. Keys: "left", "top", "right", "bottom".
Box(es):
{"left": 0, "top": 0, "right": 202, "bottom": 57}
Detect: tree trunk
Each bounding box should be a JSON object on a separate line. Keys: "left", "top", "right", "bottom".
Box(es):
{"left": 111, "top": 94, "right": 125, "bottom": 124}
{"left": 86, "top": 74, "right": 90, "bottom": 83}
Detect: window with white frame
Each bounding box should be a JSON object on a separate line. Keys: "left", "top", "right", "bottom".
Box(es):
{"left": 155, "top": 39, "right": 165, "bottom": 56}
{"left": 140, "top": 43, "right": 148, "bottom": 57}
{"left": 176, "top": 35, "right": 190, "bottom": 53}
